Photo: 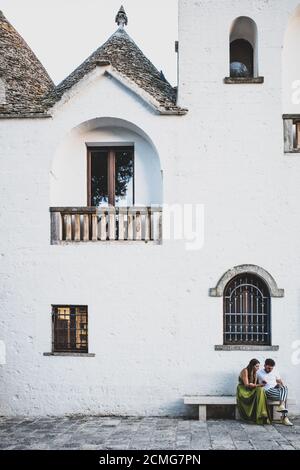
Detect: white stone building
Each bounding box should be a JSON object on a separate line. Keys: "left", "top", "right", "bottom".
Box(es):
{"left": 0, "top": 1, "right": 300, "bottom": 417}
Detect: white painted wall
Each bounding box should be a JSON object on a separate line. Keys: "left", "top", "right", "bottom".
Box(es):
{"left": 176, "top": 0, "right": 300, "bottom": 415}
{"left": 0, "top": 0, "right": 300, "bottom": 417}
{"left": 283, "top": 4, "right": 300, "bottom": 113}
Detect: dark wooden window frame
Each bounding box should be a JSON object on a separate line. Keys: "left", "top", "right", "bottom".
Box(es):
{"left": 87, "top": 146, "right": 135, "bottom": 207}
{"left": 52, "top": 305, "right": 88, "bottom": 353}
{"left": 223, "top": 274, "right": 271, "bottom": 346}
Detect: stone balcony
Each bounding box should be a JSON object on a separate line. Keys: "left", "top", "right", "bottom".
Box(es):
{"left": 50, "top": 206, "right": 162, "bottom": 245}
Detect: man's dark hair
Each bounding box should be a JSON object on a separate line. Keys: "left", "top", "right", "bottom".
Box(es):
{"left": 265, "top": 358, "right": 275, "bottom": 367}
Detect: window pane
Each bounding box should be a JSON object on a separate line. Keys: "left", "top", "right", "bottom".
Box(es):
{"left": 75, "top": 307, "right": 87, "bottom": 350}
{"left": 53, "top": 306, "right": 88, "bottom": 353}
{"left": 115, "top": 148, "right": 134, "bottom": 207}
{"left": 91, "top": 151, "right": 108, "bottom": 207}
{"left": 54, "top": 307, "right": 70, "bottom": 351}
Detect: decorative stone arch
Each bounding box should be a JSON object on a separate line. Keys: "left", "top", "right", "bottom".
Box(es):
{"left": 209, "top": 265, "right": 284, "bottom": 298}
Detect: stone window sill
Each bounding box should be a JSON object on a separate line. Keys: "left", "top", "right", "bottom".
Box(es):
{"left": 52, "top": 240, "right": 162, "bottom": 246}
{"left": 224, "top": 77, "right": 264, "bottom": 84}
{"left": 215, "top": 345, "right": 279, "bottom": 351}
{"left": 43, "top": 352, "right": 95, "bottom": 357}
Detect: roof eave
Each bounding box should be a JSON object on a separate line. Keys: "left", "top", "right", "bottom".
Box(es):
{"left": 105, "top": 67, "right": 188, "bottom": 116}
{"left": 43, "top": 63, "right": 188, "bottom": 116}
{"left": 0, "top": 112, "right": 52, "bottom": 119}
{"left": 158, "top": 108, "right": 189, "bottom": 116}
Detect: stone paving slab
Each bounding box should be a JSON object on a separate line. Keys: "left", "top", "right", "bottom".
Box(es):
{"left": 0, "top": 416, "right": 299, "bottom": 450}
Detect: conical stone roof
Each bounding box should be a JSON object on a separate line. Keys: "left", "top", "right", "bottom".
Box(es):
{"left": 45, "top": 26, "right": 185, "bottom": 114}
{"left": 0, "top": 7, "right": 186, "bottom": 117}
{"left": 0, "top": 10, "right": 54, "bottom": 116}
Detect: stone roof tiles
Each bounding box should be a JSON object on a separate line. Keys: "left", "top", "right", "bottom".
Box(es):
{"left": 44, "top": 27, "right": 186, "bottom": 115}
{"left": 0, "top": 10, "right": 54, "bottom": 117}
{"left": 0, "top": 7, "right": 187, "bottom": 118}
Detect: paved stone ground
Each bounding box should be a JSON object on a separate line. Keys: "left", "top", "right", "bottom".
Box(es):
{"left": 0, "top": 416, "right": 299, "bottom": 450}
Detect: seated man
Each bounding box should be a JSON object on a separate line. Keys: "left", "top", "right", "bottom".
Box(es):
{"left": 257, "top": 358, "right": 293, "bottom": 426}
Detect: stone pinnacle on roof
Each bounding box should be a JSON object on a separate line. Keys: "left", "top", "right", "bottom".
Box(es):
{"left": 115, "top": 5, "right": 128, "bottom": 28}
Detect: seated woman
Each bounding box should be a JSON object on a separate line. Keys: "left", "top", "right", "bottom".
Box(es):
{"left": 237, "top": 358, "right": 271, "bottom": 425}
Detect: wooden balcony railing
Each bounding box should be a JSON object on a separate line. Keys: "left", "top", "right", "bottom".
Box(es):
{"left": 50, "top": 207, "right": 162, "bottom": 244}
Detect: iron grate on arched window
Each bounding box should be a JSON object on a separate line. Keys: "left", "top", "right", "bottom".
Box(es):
{"left": 223, "top": 274, "right": 271, "bottom": 345}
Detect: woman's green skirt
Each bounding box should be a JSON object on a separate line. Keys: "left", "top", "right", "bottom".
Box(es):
{"left": 236, "top": 384, "right": 271, "bottom": 425}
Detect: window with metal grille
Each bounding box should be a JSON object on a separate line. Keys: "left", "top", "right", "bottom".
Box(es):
{"left": 223, "top": 274, "right": 271, "bottom": 345}
{"left": 52, "top": 305, "right": 88, "bottom": 353}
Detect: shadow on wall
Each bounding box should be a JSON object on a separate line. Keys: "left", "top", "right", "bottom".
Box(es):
{"left": 192, "top": 372, "right": 238, "bottom": 396}
{"left": 181, "top": 372, "right": 238, "bottom": 419}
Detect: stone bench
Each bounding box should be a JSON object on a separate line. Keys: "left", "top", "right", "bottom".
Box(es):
{"left": 183, "top": 396, "right": 296, "bottom": 421}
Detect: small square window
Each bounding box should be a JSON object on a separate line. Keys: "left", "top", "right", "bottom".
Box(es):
{"left": 283, "top": 117, "right": 300, "bottom": 153}
{"left": 52, "top": 305, "right": 88, "bottom": 353}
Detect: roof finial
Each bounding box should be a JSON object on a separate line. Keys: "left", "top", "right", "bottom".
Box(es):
{"left": 115, "top": 5, "right": 128, "bottom": 28}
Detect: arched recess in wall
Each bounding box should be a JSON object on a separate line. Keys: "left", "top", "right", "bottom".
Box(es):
{"left": 229, "top": 17, "right": 258, "bottom": 78}
{"left": 282, "top": 5, "right": 300, "bottom": 114}
{"left": 50, "top": 117, "right": 163, "bottom": 208}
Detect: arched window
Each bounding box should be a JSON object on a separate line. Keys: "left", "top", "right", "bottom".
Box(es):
{"left": 0, "top": 78, "right": 6, "bottom": 104}
{"left": 223, "top": 273, "right": 271, "bottom": 345}
{"left": 230, "top": 17, "right": 258, "bottom": 78}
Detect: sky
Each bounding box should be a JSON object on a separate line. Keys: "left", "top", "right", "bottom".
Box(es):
{"left": 0, "top": 0, "right": 178, "bottom": 85}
